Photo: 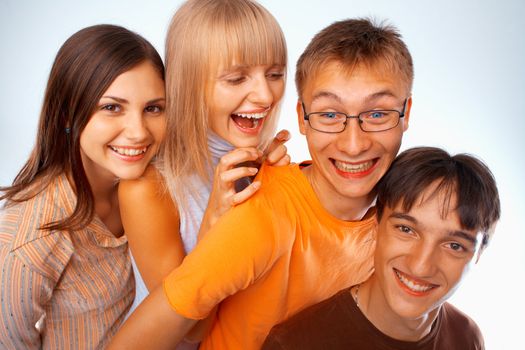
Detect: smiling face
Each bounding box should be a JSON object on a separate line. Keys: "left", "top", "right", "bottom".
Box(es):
{"left": 374, "top": 185, "right": 484, "bottom": 322}
{"left": 208, "top": 63, "right": 285, "bottom": 148}
{"left": 298, "top": 61, "right": 411, "bottom": 219}
{"left": 80, "top": 61, "right": 166, "bottom": 185}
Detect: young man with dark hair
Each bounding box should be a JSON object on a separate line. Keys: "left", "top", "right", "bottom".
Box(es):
{"left": 263, "top": 147, "right": 500, "bottom": 350}
{"left": 109, "top": 18, "right": 414, "bottom": 350}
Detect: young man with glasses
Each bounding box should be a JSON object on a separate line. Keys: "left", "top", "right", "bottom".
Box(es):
{"left": 263, "top": 147, "right": 500, "bottom": 349}
{"left": 108, "top": 18, "right": 413, "bottom": 350}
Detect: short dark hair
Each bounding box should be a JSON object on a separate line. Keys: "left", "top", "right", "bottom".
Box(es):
{"left": 1, "top": 24, "right": 164, "bottom": 231}
{"left": 295, "top": 17, "right": 413, "bottom": 99}
{"left": 376, "top": 147, "right": 500, "bottom": 248}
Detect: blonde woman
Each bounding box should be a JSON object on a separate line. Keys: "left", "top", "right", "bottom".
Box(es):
{"left": 118, "top": 0, "right": 289, "bottom": 343}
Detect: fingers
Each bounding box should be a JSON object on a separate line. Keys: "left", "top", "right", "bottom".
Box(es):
{"left": 219, "top": 166, "right": 258, "bottom": 184}
{"left": 230, "top": 181, "right": 261, "bottom": 205}
{"left": 265, "top": 129, "right": 291, "bottom": 155}
{"left": 272, "top": 153, "right": 291, "bottom": 167}
{"left": 265, "top": 143, "right": 289, "bottom": 165}
{"left": 217, "top": 148, "right": 262, "bottom": 173}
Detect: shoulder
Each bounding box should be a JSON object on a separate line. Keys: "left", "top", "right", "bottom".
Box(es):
{"left": 1, "top": 176, "right": 73, "bottom": 248}
{"left": 440, "top": 303, "right": 484, "bottom": 346}
{"left": 119, "top": 164, "right": 167, "bottom": 200}
{"left": 270, "top": 288, "right": 350, "bottom": 337}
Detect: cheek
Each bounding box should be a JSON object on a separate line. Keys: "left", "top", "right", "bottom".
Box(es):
{"left": 270, "top": 80, "right": 285, "bottom": 101}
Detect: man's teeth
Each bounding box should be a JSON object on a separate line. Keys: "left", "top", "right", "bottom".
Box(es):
{"left": 395, "top": 270, "right": 435, "bottom": 293}
{"left": 334, "top": 160, "right": 374, "bottom": 173}
{"left": 235, "top": 112, "right": 267, "bottom": 119}
{"left": 110, "top": 146, "right": 147, "bottom": 156}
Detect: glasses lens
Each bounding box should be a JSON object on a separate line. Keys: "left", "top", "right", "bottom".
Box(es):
{"left": 360, "top": 110, "right": 400, "bottom": 132}
{"left": 309, "top": 112, "right": 346, "bottom": 132}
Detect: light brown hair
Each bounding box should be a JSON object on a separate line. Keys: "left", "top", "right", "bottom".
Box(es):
{"left": 296, "top": 18, "right": 413, "bottom": 99}
{"left": 162, "top": 0, "right": 287, "bottom": 194}
{"left": 0, "top": 24, "right": 164, "bottom": 231}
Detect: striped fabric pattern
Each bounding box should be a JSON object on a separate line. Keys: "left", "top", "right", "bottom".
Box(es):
{"left": 0, "top": 174, "right": 134, "bottom": 349}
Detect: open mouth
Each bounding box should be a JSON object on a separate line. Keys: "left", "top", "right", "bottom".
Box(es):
{"left": 109, "top": 145, "right": 148, "bottom": 157}
{"left": 394, "top": 268, "right": 438, "bottom": 295}
{"left": 230, "top": 111, "right": 268, "bottom": 131}
{"left": 331, "top": 158, "right": 378, "bottom": 177}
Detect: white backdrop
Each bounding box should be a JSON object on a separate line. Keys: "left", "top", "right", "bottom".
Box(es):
{"left": 1, "top": 1, "right": 524, "bottom": 348}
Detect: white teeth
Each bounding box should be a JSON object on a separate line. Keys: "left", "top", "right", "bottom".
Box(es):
{"left": 334, "top": 160, "right": 374, "bottom": 173}
{"left": 110, "top": 146, "right": 147, "bottom": 156}
{"left": 395, "top": 270, "right": 435, "bottom": 293}
{"left": 235, "top": 111, "right": 267, "bottom": 119}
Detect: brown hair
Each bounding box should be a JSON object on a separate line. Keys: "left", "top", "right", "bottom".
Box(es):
{"left": 0, "top": 24, "right": 164, "bottom": 231}
{"left": 376, "top": 147, "right": 501, "bottom": 248}
{"left": 162, "top": 0, "right": 287, "bottom": 195}
{"left": 296, "top": 17, "right": 413, "bottom": 99}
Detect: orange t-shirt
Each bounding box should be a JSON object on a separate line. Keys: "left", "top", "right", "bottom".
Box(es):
{"left": 163, "top": 162, "right": 376, "bottom": 349}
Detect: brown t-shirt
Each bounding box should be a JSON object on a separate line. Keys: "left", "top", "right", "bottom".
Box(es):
{"left": 262, "top": 287, "right": 484, "bottom": 350}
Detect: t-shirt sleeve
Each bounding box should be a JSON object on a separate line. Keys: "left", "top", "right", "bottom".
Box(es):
{"left": 163, "top": 193, "right": 288, "bottom": 320}
{"left": 0, "top": 236, "right": 71, "bottom": 349}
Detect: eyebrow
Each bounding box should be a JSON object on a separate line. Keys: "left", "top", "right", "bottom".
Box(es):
{"left": 99, "top": 96, "right": 166, "bottom": 104}
{"left": 388, "top": 212, "right": 478, "bottom": 245}
{"left": 311, "top": 90, "right": 399, "bottom": 106}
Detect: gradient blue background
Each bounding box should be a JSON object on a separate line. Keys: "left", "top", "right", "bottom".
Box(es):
{"left": 1, "top": 1, "right": 524, "bottom": 348}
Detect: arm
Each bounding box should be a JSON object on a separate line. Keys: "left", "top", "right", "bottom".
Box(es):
{"left": 106, "top": 286, "right": 197, "bottom": 350}
{"left": 199, "top": 129, "right": 291, "bottom": 237}
{"left": 111, "top": 194, "right": 283, "bottom": 348}
{"left": 118, "top": 165, "right": 185, "bottom": 291}
{"left": 0, "top": 249, "right": 54, "bottom": 349}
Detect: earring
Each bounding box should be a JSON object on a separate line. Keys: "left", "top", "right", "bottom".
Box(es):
{"left": 65, "top": 127, "right": 71, "bottom": 134}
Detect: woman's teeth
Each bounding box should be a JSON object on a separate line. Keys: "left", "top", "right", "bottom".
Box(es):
{"left": 110, "top": 146, "right": 147, "bottom": 156}
{"left": 235, "top": 112, "right": 267, "bottom": 119}
{"left": 231, "top": 111, "right": 267, "bottom": 128}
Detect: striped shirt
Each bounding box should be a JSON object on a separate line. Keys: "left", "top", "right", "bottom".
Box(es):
{"left": 0, "top": 174, "right": 134, "bottom": 349}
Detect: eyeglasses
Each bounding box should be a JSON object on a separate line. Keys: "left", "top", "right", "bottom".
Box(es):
{"left": 302, "top": 99, "right": 407, "bottom": 133}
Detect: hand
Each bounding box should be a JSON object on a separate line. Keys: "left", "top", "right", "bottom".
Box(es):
{"left": 201, "top": 147, "right": 262, "bottom": 234}
{"left": 264, "top": 129, "right": 291, "bottom": 166}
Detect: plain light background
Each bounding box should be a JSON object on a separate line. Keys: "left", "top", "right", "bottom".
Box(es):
{"left": 1, "top": 0, "right": 523, "bottom": 348}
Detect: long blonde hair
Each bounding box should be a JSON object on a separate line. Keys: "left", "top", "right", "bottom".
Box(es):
{"left": 162, "top": 0, "right": 287, "bottom": 195}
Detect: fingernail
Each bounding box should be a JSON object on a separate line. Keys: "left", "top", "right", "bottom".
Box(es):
{"left": 250, "top": 168, "right": 258, "bottom": 174}
{"left": 252, "top": 181, "right": 261, "bottom": 189}
{"left": 278, "top": 130, "right": 290, "bottom": 141}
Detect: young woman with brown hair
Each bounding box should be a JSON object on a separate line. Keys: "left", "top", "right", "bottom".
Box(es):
{"left": 0, "top": 24, "right": 166, "bottom": 349}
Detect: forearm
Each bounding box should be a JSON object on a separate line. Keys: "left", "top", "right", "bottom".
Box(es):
{"left": 108, "top": 285, "right": 197, "bottom": 350}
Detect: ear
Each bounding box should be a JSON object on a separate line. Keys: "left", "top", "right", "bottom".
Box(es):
{"left": 297, "top": 100, "right": 307, "bottom": 135}
{"left": 402, "top": 96, "right": 412, "bottom": 132}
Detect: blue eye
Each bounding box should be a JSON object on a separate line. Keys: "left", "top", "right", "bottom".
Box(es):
{"left": 370, "top": 111, "right": 385, "bottom": 119}
{"left": 321, "top": 112, "right": 338, "bottom": 119}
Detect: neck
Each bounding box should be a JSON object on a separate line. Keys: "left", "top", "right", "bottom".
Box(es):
{"left": 80, "top": 156, "right": 122, "bottom": 237}
{"left": 356, "top": 275, "right": 439, "bottom": 342}
{"left": 302, "top": 165, "right": 375, "bottom": 221}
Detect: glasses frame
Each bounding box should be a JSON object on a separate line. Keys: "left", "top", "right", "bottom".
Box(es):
{"left": 302, "top": 98, "right": 408, "bottom": 133}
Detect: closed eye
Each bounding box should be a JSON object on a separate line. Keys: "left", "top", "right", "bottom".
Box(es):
{"left": 226, "top": 76, "right": 246, "bottom": 85}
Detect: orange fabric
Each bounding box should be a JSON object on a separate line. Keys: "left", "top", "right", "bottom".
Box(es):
{"left": 0, "top": 174, "right": 134, "bottom": 349}
{"left": 164, "top": 163, "right": 376, "bottom": 350}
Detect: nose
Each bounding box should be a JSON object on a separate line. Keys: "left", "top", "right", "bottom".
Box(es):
{"left": 334, "top": 118, "right": 372, "bottom": 156}
{"left": 248, "top": 75, "right": 273, "bottom": 107}
{"left": 406, "top": 242, "right": 438, "bottom": 278}
{"left": 124, "top": 112, "right": 149, "bottom": 142}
